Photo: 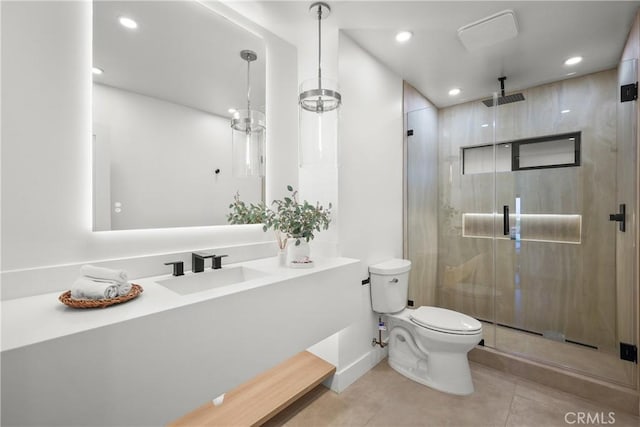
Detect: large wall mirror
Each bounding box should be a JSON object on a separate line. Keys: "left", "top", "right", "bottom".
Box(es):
{"left": 92, "top": 1, "right": 265, "bottom": 231}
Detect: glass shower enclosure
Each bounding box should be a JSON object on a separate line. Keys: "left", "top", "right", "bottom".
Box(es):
{"left": 406, "top": 61, "right": 638, "bottom": 388}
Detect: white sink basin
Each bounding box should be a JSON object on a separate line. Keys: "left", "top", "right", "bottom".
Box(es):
{"left": 157, "top": 266, "right": 269, "bottom": 295}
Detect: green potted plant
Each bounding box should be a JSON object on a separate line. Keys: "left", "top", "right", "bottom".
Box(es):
{"left": 228, "top": 185, "right": 332, "bottom": 267}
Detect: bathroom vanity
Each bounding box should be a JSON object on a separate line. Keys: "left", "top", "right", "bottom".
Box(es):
{"left": 1, "top": 256, "right": 360, "bottom": 426}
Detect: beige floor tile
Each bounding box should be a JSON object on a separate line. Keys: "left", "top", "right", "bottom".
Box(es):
{"left": 363, "top": 400, "right": 429, "bottom": 427}
{"left": 507, "top": 392, "right": 639, "bottom": 427}
{"left": 506, "top": 395, "right": 576, "bottom": 427}
{"left": 515, "top": 377, "right": 600, "bottom": 411}
{"left": 266, "top": 359, "right": 634, "bottom": 427}
{"left": 607, "top": 412, "right": 640, "bottom": 427}
{"left": 514, "top": 379, "right": 640, "bottom": 426}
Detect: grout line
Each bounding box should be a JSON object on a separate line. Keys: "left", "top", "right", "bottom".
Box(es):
{"left": 362, "top": 400, "right": 385, "bottom": 426}
{"left": 503, "top": 381, "right": 519, "bottom": 427}
{"left": 504, "top": 390, "right": 518, "bottom": 427}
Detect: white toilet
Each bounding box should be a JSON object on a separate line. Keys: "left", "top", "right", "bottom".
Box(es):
{"left": 370, "top": 259, "right": 482, "bottom": 395}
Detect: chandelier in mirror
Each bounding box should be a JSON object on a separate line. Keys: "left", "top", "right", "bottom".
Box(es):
{"left": 299, "top": 2, "right": 341, "bottom": 167}
{"left": 232, "top": 50, "right": 265, "bottom": 177}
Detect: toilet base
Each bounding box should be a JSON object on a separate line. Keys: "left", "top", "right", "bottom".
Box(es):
{"left": 386, "top": 321, "right": 479, "bottom": 396}
{"left": 388, "top": 353, "right": 475, "bottom": 396}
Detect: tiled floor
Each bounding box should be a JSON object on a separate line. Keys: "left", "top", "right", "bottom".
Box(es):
{"left": 265, "top": 360, "right": 640, "bottom": 427}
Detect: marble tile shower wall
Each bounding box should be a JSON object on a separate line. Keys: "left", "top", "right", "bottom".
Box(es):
{"left": 436, "top": 69, "right": 618, "bottom": 353}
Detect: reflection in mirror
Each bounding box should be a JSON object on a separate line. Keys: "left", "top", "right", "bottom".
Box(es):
{"left": 92, "top": 1, "right": 265, "bottom": 231}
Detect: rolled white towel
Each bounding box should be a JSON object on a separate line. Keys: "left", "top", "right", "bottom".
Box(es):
{"left": 117, "top": 282, "right": 132, "bottom": 296}
{"left": 78, "top": 266, "right": 131, "bottom": 296}
{"left": 70, "top": 278, "right": 118, "bottom": 300}
{"left": 88, "top": 278, "right": 131, "bottom": 296}
{"left": 81, "top": 265, "right": 128, "bottom": 284}
{"left": 87, "top": 278, "right": 121, "bottom": 286}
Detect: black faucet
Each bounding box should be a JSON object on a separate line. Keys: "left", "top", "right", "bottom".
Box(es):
{"left": 164, "top": 261, "right": 184, "bottom": 276}
{"left": 212, "top": 254, "right": 228, "bottom": 270}
{"left": 192, "top": 253, "right": 215, "bottom": 273}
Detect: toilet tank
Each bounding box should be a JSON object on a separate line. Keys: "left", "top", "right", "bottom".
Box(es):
{"left": 369, "top": 259, "right": 411, "bottom": 313}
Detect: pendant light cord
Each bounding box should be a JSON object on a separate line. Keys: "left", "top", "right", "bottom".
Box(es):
{"left": 317, "top": 4, "right": 322, "bottom": 91}
{"left": 246, "top": 58, "right": 252, "bottom": 112}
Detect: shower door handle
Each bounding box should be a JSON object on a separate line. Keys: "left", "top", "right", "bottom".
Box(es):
{"left": 609, "top": 203, "right": 626, "bottom": 232}
{"left": 503, "top": 205, "right": 510, "bottom": 235}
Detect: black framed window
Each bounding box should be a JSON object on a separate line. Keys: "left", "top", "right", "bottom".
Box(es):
{"left": 512, "top": 132, "right": 580, "bottom": 171}
{"left": 462, "top": 131, "right": 581, "bottom": 175}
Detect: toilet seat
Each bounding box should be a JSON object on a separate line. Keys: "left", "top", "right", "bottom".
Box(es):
{"left": 409, "top": 306, "right": 482, "bottom": 335}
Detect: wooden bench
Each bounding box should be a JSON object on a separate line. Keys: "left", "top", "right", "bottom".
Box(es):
{"left": 169, "top": 351, "right": 335, "bottom": 426}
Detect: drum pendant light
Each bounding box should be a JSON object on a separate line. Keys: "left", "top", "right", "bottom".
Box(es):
{"left": 298, "top": 2, "right": 341, "bottom": 167}
{"left": 231, "top": 50, "right": 265, "bottom": 177}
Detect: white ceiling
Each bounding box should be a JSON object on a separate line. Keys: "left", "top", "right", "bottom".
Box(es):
{"left": 93, "top": 1, "right": 266, "bottom": 118}
{"left": 229, "top": 0, "right": 640, "bottom": 108}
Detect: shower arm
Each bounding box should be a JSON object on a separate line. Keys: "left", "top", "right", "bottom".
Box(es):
{"left": 499, "top": 76, "right": 507, "bottom": 98}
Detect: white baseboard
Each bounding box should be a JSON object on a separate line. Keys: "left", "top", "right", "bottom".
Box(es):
{"left": 323, "top": 346, "right": 388, "bottom": 393}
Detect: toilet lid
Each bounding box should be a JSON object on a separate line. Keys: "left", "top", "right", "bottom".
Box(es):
{"left": 409, "top": 307, "right": 482, "bottom": 335}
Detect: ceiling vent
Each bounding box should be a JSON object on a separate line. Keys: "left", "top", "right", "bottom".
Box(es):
{"left": 457, "top": 10, "right": 518, "bottom": 52}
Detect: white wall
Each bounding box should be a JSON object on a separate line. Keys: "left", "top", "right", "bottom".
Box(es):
{"left": 334, "top": 33, "right": 405, "bottom": 385}
{"left": 337, "top": 34, "right": 404, "bottom": 268}
{"left": 231, "top": 8, "right": 406, "bottom": 389}
{"left": 302, "top": 32, "right": 405, "bottom": 391}
{"left": 93, "top": 83, "right": 262, "bottom": 230}
{"left": 0, "top": 1, "right": 298, "bottom": 276}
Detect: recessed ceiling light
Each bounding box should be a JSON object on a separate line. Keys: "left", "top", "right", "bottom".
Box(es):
{"left": 119, "top": 16, "right": 138, "bottom": 29}
{"left": 561, "top": 109, "right": 571, "bottom": 114}
{"left": 481, "top": 123, "right": 489, "bottom": 128}
{"left": 566, "top": 72, "right": 577, "bottom": 76}
{"left": 449, "top": 88, "right": 461, "bottom": 96}
{"left": 92, "top": 67, "right": 104, "bottom": 75}
{"left": 395, "top": 31, "right": 413, "bottom": 43}
{"left": 564, "top": 56, "right": 582, "bottom": 66}
{"left": 228, "top": 108, "right": 237, "bottom": 114}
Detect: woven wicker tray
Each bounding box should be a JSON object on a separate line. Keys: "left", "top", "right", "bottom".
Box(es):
{"left": 59, "top": 284, "right": 143, "bottom": 309}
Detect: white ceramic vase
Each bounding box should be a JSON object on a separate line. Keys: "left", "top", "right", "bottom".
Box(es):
{"left": 287, "top": 239, "right": 310, "bottom": 264}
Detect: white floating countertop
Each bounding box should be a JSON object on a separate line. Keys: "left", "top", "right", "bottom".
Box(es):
{"left": 1, "top": 256, "right": 360, "bottom": 352}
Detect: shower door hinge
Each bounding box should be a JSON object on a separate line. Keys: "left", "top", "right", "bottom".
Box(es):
{"left": 621, "top": 82, "right": 637, "bottom": 102}
{"left": 407, "top": 129, "right": 414, "bottom": 136}
{"left": 620, "top": 342, "right": 637, "bottom": 363}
